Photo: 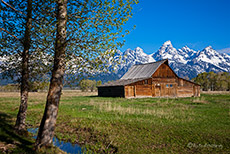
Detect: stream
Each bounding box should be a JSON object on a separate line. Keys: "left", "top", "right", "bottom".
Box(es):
{"left": 28, "top": 128, "right": 82, "bottom": 154}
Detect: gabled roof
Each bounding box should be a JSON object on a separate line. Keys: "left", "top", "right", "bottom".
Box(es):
{"left": 121, "top": 59, "right": 168, "bottom": 80}
{"left": 97, "top": 77, "right": 149, "bottom": 87}
{"left": 98, "top": 59, "right": 200, "bottom": 87}
{"left": 98, "top": 59, "right": 168, "bottom": 87}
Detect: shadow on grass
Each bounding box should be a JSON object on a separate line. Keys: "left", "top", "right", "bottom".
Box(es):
{"left": 86, "top": 96, "right": 124, "bottom": 98}
{"left": 86, "top": 95, "right": 99, "bottom": 98}
{"left": 0, "top": 112, "right": 36, "bottom": 154}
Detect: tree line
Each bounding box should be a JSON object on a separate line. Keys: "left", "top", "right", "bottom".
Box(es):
{"left": 79, "top": 79, "right": 102, "bottom": 92}
{"left": 1, "top": 0, "right": 138, "bottom": 150}
{"left": 0, "top": 81, "right": 49, "bottom": 92}
{"left": 192, "top": 72, "right": 230, "bottom": 91}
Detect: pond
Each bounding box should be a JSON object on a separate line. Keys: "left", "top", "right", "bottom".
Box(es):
{"left": 28, "top": 128, "right": 82, "bottom": 154}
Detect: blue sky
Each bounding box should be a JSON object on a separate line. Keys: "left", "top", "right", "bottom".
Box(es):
{"left": 119, "top": 0, "right": 230, "bottom": 54}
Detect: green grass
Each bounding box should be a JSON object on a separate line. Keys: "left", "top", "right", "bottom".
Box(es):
{"left": 0, "top": 92, "right": 230, "bottom": 153}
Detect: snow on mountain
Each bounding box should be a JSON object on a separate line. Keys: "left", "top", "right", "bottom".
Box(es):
{"left": 190, "top": 46, "right": 230, "bottom": 73}
{"left": 152, "top": 40, "right": 190, "bottom": 64}
{"left": 101, "top": 41, "right": 230, "bottom": 80}
{"left": 1, "top": 41, "right": 230, "bottom": 83}
{"left": 195, "top": 46, "right": 224, "bottom": 65}
{"left": 222, "top": 53, "right": 230, "bottom": 63}
{"left": 122, "top": 47, "right": 155, "bottom": 65}
{"left": 97, "top": 47, "right": 156, "bottom": 81}
{"left": 113, "top": 47, "right": 155, "bottom": 73}
{"left": 152, "top": 40, "right": 176, "bottom": 60}
{"left": 178, "top": 46, "right": 197, "bottom": 58}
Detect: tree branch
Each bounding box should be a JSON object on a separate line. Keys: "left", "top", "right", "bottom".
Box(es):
{"left": 0, "top": 27, "right": 19, "bottom": 40}
{"left": 1, "top": 0, "right": 26, "bottom": 16}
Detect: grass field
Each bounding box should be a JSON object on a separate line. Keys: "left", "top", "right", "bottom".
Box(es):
{"left": 0, "top": 91, "right": 230, "bottom": 153}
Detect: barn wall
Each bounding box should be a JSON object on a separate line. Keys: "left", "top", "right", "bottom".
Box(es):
{"left": 177, "top": 78, "right": 200, "bottom": 97}
{"left": 151, "top": 64, "right": 179, "bottom": 97}
{"left": 151, "top": 69, "right": 200, "bottom": 98}
{"left": 98, "top": 62, "right": 200, "bottom": 98}
{"left": 129, "top": 78, "right": 152, "bottom": 85}
{"left": 125, "top": 86, "right": 135, "bottom": 97}
{"left": 135, "top": 85, "right": 152, "bottom": 96}
{"left": 161, "top": 83, "right": 177, "bottom": 97}
{"left": 152, "top": 78, "right": 177, "bottom": 83}
{"left": 152, "top": 77, "right": 178, "bottom": 97}
{"left": 152, "top": 63, "right": 177, "bottom": 78}
{"left": 126, "top": 78, "right": 152, "bottom": 97}
{"left": 193, "top": 85, "right": 200, "bottom": 97}
{"left": 98, "top": 86, "right": 124, "bottom": 97}
{"left": 177, "top": 87, "right": 193, "bottom": 97}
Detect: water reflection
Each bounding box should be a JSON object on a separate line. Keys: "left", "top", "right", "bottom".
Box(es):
{"left": 28, "top": 128, "right": 82, "bottom": 154}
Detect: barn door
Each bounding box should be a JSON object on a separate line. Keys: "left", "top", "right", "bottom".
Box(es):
{"left": 128, "top": 86, "right": 135, "bottom": 97}
{"left": 152, "top": 84, "right": 155, "bottom": 97}
{"left": 193, "top": 86, "right": 198, "bottom": 97}
{"left": 193, "top": 86, "right": 196, "bottom": 97}
{"left": 155, "top": 85, "right": 161, "bottom": 97}
{"left": 168, "top": 84, "right": 176, "bottom": 97}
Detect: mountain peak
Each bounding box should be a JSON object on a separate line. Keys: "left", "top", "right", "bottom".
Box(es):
{"left": 134, "top": 47, "right": 144, "bottom": 53}
{"left": 158, "top": 40, "right": 176, "bottom": 53}
{"left": 124, "top": 48, "right": 132, "bottom": 52}
{"left": 182, "top": 45, "right": 189, "bottom": 49}
{"left": 163, "top": 40, "right": 172, "bottom": 46}
{"left": 204, "top": 46, "right": 213, "bottom": 50}
{"left": 180, "top": 46, "right": 196, "bottom": 55}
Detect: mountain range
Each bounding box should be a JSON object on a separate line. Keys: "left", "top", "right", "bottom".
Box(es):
{"left": 1, "top": 41, "right": 230, "bottom": 84}
{"left": 98, "top": 41, "right": 230, "bottom": 81}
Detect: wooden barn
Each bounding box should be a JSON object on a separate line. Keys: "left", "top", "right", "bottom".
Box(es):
{"left": 97, "top": 59, "right": 200, "bottom": 98}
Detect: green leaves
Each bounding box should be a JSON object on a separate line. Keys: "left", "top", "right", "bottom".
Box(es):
{"left": 1, "top": 0, "right": 138, "bottom": 85}
{"left": 64, "top": 0, "right": 138, "bottom": 83}
{"left": 193, "top": 72, "right": 230, "bottom": 91}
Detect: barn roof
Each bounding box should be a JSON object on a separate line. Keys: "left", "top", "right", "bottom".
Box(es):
{"left": 98, "top": 59, "right": 200, "bottom": 87}
{"left": 98, "top": 59, "right": 168, "bottom": 87}
{"left": 98, "top": 77, "right": 149, "bottom": 87}
{"left": 121, "top": 59, "right": 167, "bottom": 80}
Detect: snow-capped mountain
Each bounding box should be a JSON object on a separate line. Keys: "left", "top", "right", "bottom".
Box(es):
{"left": 1, "top": 41, "right": 230, "bottom": 84}
{"left": 114, "top": 47, "right": 155, "bottom": 73}
{"left": 99, "top": 41, "right": 230, "bottom": 81}
{"left": 188, "top": 46, "right": 230, "bottom": 74}
{"left": 95, "top": 47, "right": 155, "bottom": 81}
{"left": 152, "top": 40, "right": 193, "bottom": 64}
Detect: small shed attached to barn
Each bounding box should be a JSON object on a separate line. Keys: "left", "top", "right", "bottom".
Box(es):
{"left": 97, "top": 59, "right": 200, "bottom": 98}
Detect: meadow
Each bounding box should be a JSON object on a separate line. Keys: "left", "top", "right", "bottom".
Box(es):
{"left": 0, "top": 91, "right": 229, "bottom": 153}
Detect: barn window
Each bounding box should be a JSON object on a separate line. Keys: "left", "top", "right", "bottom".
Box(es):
{"left": 166, "top": 84, "right": 169, "bottom": 88}
{"left": 144, "top": 80, "right": 148, "bottom": 84}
